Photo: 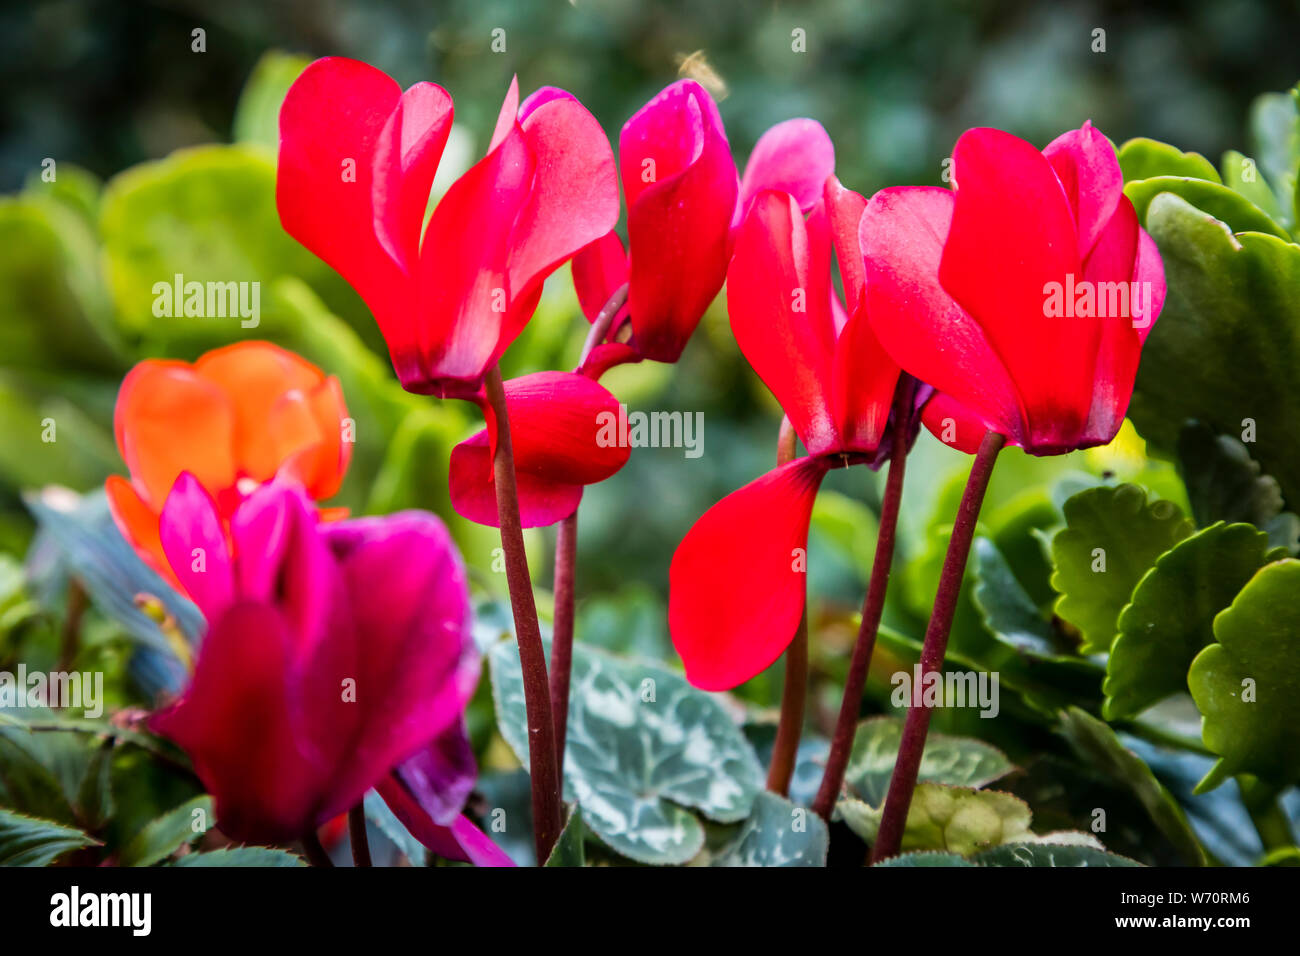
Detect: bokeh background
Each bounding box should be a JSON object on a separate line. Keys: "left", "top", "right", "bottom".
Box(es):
{"left": 1, "top": 0, "right": 1298, "bottom": 865}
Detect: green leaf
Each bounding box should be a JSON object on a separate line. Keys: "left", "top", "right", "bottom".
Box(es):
{"left": 1189, "top": 559, "right": 1300, "bottom": 791}
{"left": 1221, "top": 150, "right": 1285, "bottom": 224}
{"left": 972, "top": 537, "right": 1070, "bottom": 658}
{"left": 1056, "top": 708, "right": 1205, "bottom": 864}
{"left": 1118, "top": 138, "right": 1221, "bottom": 183}
{"left": 842, "top": 716, "right": 1013, "bottom": 806}
{"left": 1125, "top": 176, "right": 1289, "bottom": 239}
{"left": 1050, "top": 484, "right": 1195, "bottom": 654}
{"left": 119, "top": 795, "right": 213, "bottom": 867}
{"left": 232, "top": 51, "right": 311, "bottom": 150}
{"left": 1176, "top": 422, "right": 1298, "bottom": 552}
{"left": 489, "top": 639, "right": 763, "bottom": 865}
{"left": 362, "top": 791, "right": 426, "bottom": 867}
{"left": 0, "top": 807, "right": 98, "bottom": 866}
{"left": 1248, "top": 86, "right": 1299, "bottom": 229}
{"left": 839, "top": 786, "right": 1033, "bottom": 856}
{"left": 974, "top": 842, "right": 1141, "bottom": 867}
{"left": 75, "top": 739, "right": 115, "bottom": 831}
{"left": 1129, "top": 192, "right": 1300, "bottom": 505}
{"left": 98, "top": 145, "right": 381, "bottom": 353}
{"left": 172, "top": 847, "right": 305, "bottom": 867}
{"left": 544, "top": 807, "right": 586, "bottom": 868}
{"left": 872, "top": 850, "right": 975, "bottom": 867}
{"left": 1105, "top": 523, "right": 1277, "bottom": 719}
{"left": 712, "top": 792, "right": 828, "bottom": 867}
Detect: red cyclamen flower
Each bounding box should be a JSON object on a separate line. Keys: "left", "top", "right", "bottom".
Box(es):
{"left": 861, "top": 122, "right": 1166, "bottom": 455}
{"left": 572, "top": 87, "right": 835, "bottom": 372}
{"left": 277, "top": 57, "right": 619, "bottom": 396}
{"left": 669, "top": 177, "right": 912, "bottom": 691}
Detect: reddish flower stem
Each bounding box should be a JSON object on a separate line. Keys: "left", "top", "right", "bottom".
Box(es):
{"left": 549, "top": 282, "right": 631, "bottom": 784}
{"left": 485, "top": 364, "right": 564, "bottom": 863}
{"left": 348, "top": 804, "right": 371, "bottom": 867}
{"left": 550, "top": 511, "right": 577, "bottom": 780}
{"left": 810, "top": 386, "right": 914, "bottom": 819}
{"left": 301, "top": 829, "right": 333, "bottom": 868}
{"left": 767, "top": 417, "right": 807, "bottom": 796}
{"left": 869, "top": 429, "right": 1004, "bottom": 862}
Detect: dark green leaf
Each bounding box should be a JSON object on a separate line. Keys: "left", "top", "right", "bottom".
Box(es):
{"left": 0, "top": 807, "right": 98, "bottom": 866}
{"left": 544, "top": 807, "right": 586, "bottom": 868}
{"left": 119, "top": 795, "right": 213, "bottom": 867}
{"left": 172, "top": 847, "right": 305, "bottom": 867}
{"left": 974, "top": 842, "right": 1141, "bottom": 867}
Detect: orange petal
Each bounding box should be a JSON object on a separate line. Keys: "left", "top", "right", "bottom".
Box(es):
{"left": 115, "top": 361, "right": 237, "bottom": 507}
{"left": 105, "top": 474, "right": 173, "bottom": 583}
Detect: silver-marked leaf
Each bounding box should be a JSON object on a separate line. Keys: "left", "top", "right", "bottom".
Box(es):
{"left": 489, "top": 639, "right": 763, "bottom": 865}
{"left": 974, "top": 842, "right": 1141, "bottom": 867}
{"left": 872, "top": 850, "right": 975, "bottom": 867}
{"left": 843, "top": 716, "right": 1013, "bottom": 806}
{"left": 713, "top": 792, "right": 827, "bottom": 867}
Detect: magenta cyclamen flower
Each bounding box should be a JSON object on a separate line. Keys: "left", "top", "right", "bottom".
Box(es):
{"left": 151, "top": 475, "right": 509, "bottom": 863}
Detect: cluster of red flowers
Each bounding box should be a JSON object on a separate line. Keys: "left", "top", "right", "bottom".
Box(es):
{"left": 107, "top": 57, "right": 1164, "bottom": 864}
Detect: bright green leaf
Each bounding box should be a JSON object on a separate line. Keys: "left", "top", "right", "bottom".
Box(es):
{"left": 1105, "top": 523, "right": 1277, "bottom": 719}
{"left": 1125, "top": 176, "right": 1288, "bottom": 239}
{"left": 1050, "top": 484, "right": 1194, "bottom": 654}
{"left": 839, "top": 785, "right": 1033, "bottom": 856}
{"left": 1189, "top": 559, "right": 1300, "bottom": 791}
{"left": 232, "top": 51, "right": 311, "bottom": 151}
{"left": 1118, "top": 138, "right": 1221, "bottom": 183}
{"left": 1221, "top": 150, "right": 1284, "bottom": 223}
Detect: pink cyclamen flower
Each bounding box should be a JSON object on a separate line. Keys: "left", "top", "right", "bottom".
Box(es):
{"left": 572, "top": 91, "right": 835, "bottom": 371}
{"left": 150, "top": 476, "right": 508, "bottom": 862}
{"left": 278, "top": 57, "right": 619, "bottom": 397}
{"left": 860, "top": 122, "right": 1166, "bottom": 455}
{"left": 669, "top": 177, "right": 917, "bottom": 691}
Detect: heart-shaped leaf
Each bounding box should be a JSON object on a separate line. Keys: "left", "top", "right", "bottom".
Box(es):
{"left": 489, "top": 639, "right": 763, "bottom": 865}
{"left": 711, "top": 791, "right": 828, "bottom": 867}
{"left": 1188, "top": 559, "right": 1300, "bottom": 791}
{"left": 1105, "top": 523, "right": 1278, "bottom": 719}
{"left": 1050, "top": 484, "right": 1195, "bottom": 654}
{"left": 973, "top": 842, "right": 1141, "bottom": 867}
{"left": 843, "top": 716, "right": 1013, "bottom": 806}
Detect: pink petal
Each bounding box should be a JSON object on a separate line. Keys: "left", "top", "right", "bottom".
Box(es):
{"left": 860, "top": 186, "right": 1026, "bottom": 446}
{"left": 738, "top": 118, "right": 835, "bottom": 218}
{"left": 729, "top": 190, "right": 839, "bottom": 456}
{"left": 158, "top": 472, "right": 233, "bottom": 619}
{"left": 376, "top": 772, "right": 517, "bottom": 866}
{"left": 669, "top": 458, "right": 829, "bottom": 690}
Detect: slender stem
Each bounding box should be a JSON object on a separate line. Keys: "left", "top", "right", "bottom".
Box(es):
{"left": 869, "top": 430, "right": 1004, "bottom": 862}
{"left": 58, "top": 580, "right": 87, "bottom": 673}
{"left": 550, "top": 511, "right": 577, "bottom": 783}
{"left": 348, "top": 804, "right": 371, "bottom": 867}
{"left": 484, "top": 364, "right": 564, "bottom": 863}
{"left": 810, "top": 390, "right": 914, "bottom": 820}
{"left": 766, "top": 417, "right": 808, "bottom": 796}
{"left": 548, "top": 282, "right": 631, "bottom": 788}
{"left": 580, "top": 282, "right": 629, "bottom": 360}
{"left": 301, "top": 829, "right": 333, "bottom": 868}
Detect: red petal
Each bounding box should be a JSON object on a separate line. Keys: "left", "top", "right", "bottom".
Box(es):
{"left": 738, "top": 118, "right": 835, "bottom": 218}
{"left": 861, "top": 186, "right": 1026, "bottom": 445}
{"left": 922, "top": 392, "right": 1007, "bottom": 454}
{"left": 571, "top": 230, "right": 628, "bottom": 323}
{"left": 621, "top": 81, "right": 737, "bottom": 362}
{"left": 728, "top": 191, "right": 839, "bottom": 455}
{"left": 1044, "top": 121, "right": 1122, "bottom": 259}
{"left": 449, "top": 371, "right": 629, "bottom": 528}
{"left": 825, "top": 175, "right": 867, "bottom": 315}
{"left": 669, "top": 458, "right": 828, "bottom": 690}
{"left": 941, "top": 128, "right": 1095, "bottom": 452}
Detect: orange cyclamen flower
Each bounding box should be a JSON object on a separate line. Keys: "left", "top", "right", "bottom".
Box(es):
{"left": 106, "top": 341, "right": 351, "bottom": 581}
